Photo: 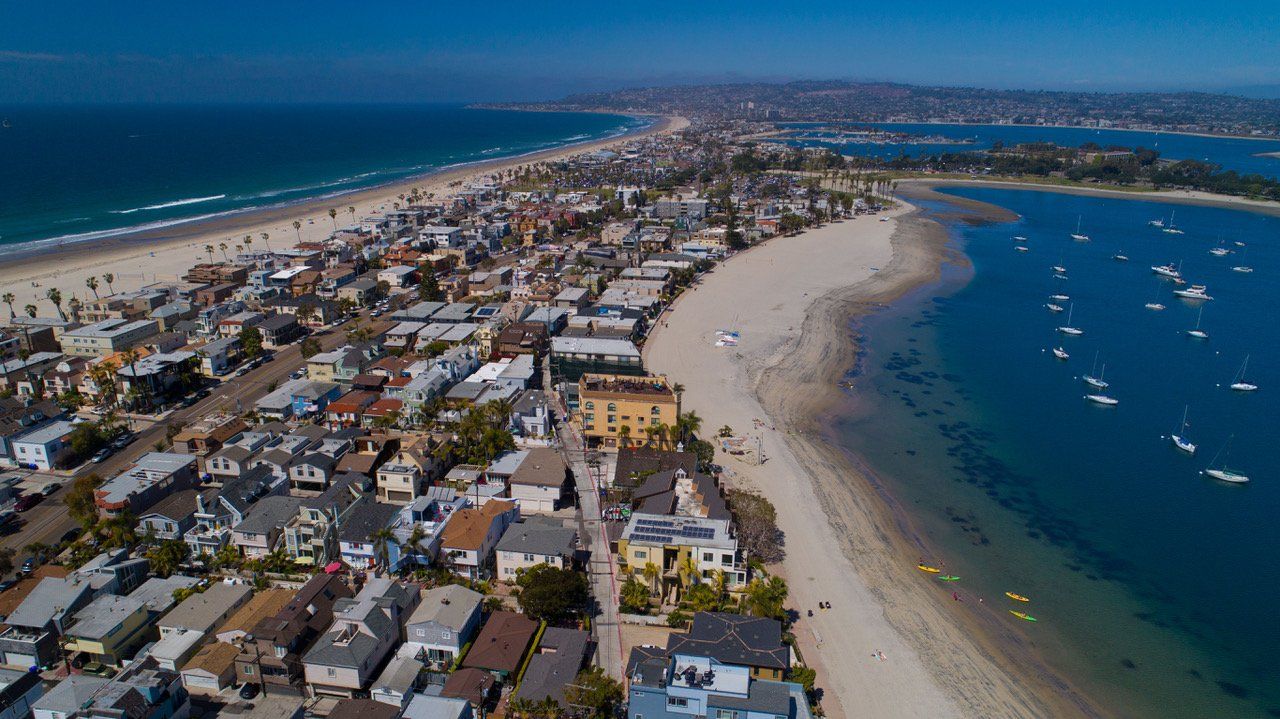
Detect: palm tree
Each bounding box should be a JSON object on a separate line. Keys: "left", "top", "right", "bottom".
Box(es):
{"left": 244, "top": 234, "right": 254, "bottom": 253}
{"left": 677, "top": 555, "right": 700, "bottom": 591}
{"left": 671, "top": 382, "right": 685, "bottom": 416}
{"left": 370, "top": 527, "right": 399, "bottom": 573}
{"left": 642, "top": 561, "right": 661, "bottom": 596}
{"left": 2, "top": 292, "right": 15, "bottom": 319}
{"left": 347, "top": 206, "right": 356, "bottom": 227}
{"left": 102, "top": 272, "right": 115, "bottom": 294}
{"left": 23, "top": 304, "right": 37, "bottom": 318}
{"left": 328, "top": 208, "right": 338, "bottom": 232}
{"left": 203, "top": 244, "right": 215, "bottom": 263}
{"left": 45, "top": 288, "right": 64, "bottom": 321}
{"left": 260, "top": 232, "right": 272, "bottom": 252}
{"left": 403, "top": 526, "right": 428, "bottom": 567}
{"left": 292, "top": 220, "right": 302, "bottom": 245}
{"left": 617, "top": 424, "right": 632, "bottom": 449}
{"left": 84, "top": 277, "right": 99, "bottom": 299}
{"left": 218, "top": 242, "right": 229, "bottom": 261}
{"left": 676, "top": 411, "right": 701, "bottom": 444}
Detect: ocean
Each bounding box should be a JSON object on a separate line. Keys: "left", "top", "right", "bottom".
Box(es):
{"left": 0, "top": 104, "right": 647, "bottom": 254}
{"left": 839, "top": 188, "right": 1280, "bottom": 717}
{"left": 782, "top": 122, "right": 1280, "bottom": 178}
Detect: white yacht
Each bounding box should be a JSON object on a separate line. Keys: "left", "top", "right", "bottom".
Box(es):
{"left": 1045, "top": 303, "right": 1065, "bottom": 313}
{"left": 1152, "top": 263, "right": 1182, "bottom": 279}
{"left": 1084, "top": 394, "right": 1119, "bottom": 406}
{"left": 1201, "top": 437, "right": 1248, "bottom": 483}
{"left": 1174, "top": 284, "right": 1213, "bottom": 301}
{"left": 1053, "top": 347, "right": 1070, "bottom": 360}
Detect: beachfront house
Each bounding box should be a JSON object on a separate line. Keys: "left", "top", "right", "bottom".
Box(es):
{"left": 578, "top": 373, "right": 678, "bottom": 450}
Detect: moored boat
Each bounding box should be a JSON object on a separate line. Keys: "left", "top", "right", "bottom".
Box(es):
{"left": 1085, "top": 394, "right": 1118, "bottom": 405}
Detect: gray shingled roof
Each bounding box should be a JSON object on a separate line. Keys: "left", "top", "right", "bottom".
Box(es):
{"left": 666, "top": 611, "right": 788, "bottom": 670}
{"left": 235, "top": 495, "right": 302, "bottom": 534}
{"left": 495, "top": 521, "right": 576, "bottom": 559}
{"left": 407, "top": 584, "right": 482, "bottom": 632}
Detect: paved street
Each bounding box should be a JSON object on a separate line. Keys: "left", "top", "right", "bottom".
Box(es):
{"left": 557, "top": 411, "right": 624, "bottom": 681}
{"left": 1, "top": 312, "right": 389, "bottom": 565}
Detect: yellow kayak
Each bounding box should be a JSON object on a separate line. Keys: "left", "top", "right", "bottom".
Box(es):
{"left": 1010, "top": 611, "right": 1038, "bottom": 622}
{"left": 1005, "top": 592, "right": 1030, "bottom": 602}
{"left": 917, "top": 564, "right": 941, "bottom": 574}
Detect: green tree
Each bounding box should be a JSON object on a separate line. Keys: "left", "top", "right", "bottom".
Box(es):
{"left": 300, "top": 337, "right": 322, "bottom": 359}
{"left": 563, "top": 666, "right": 624, "bottom": 718}
{"left": 370, "top": 527, "right": 399, "bottom": 572}
{"left": 239, "top": 325, "right": 263, "bottom": 358}
{"left": 0, "top": 547, "right": 14, "bottom": 577}
{"left": 744, "top": 575, "right": 789, "bottom": 621}
{"left": 418, "top": 272, "right": 442, "bottom": 302}
{"left": 515, "top": 564, "right": 588, "bottom": 624}
{"left": 145, "top": 539, "right": 190, "bottom": 578}
{"left": 620, "top": 577, "right": 650, "bottom": 614}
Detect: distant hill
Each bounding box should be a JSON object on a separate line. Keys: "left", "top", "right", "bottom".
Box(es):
{"left": 497, "top": 80, "right": 1280, "bottom": 136}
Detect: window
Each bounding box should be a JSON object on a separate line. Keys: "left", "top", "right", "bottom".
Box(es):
{"left": 524, "top": 553, "right": 536, "bottom": 562}
{"left": 274, "top": 645, "right": 286, "bottom": 658}
{"left": 606, "top": 403, "right": 617, "bottom": 412}
{"left": 584, "top": 401, "right": 594, "bottom": 410}
{"left": 634, "top": 550, "right": 647, "bottom": 559}
{"left": 442, "top": 630, "right": 451, "bottom": 640}
{"left": 607, "top": 415, "right": 616, "bottom": 424}
{"left": 415, "top": 628, "right": 426, "bottom": 637}
{"left": 703, "top": 552, "right": 713, "bottom": 562}
{"left": 585, "top": 413, "right": 594, "bottom": 421}
{"left": 722, "top": 554, "right": 734, "bottom": 565}
{"left": 327, "top": 667, "right": 336, "bottom": 677}
{"left": 667, "top": 697, "right": 689, "bottom": 708}
{"left": 243, "top": 665, "right": 254, "bottom": 675}
{"left": 651, "top": 405, "right": 662, "bottom": 415}
{"left": 715, "top": 711, "right": 742, "bottom": 719}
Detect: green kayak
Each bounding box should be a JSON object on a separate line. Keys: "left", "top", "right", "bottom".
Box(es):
{"left": 938, "top": 575, "right": 961, "bottom": 582}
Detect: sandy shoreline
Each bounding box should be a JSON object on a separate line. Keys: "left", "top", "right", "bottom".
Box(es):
{"left": 645, "top": 207, "right": 1099, "bottom": 717}
{"left": 0, "top": 114, "right": 688, "bottom": 314}
{"left": 897, "top": 177, "right": 1280, "bottom": 217}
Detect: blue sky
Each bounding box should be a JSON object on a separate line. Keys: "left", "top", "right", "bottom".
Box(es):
{"left": 2, "top": 1, "right": 1278, "bottom": 102}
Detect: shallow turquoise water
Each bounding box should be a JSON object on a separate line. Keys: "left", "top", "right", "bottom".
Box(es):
{"left": 838, "top": 188, "right": 1280, "bottom": 717}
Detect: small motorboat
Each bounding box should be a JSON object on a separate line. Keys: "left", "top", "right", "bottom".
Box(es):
{"left": 1051, "top": 265, "right": 1067, "bottom": 274}
{"left": 1148, "top": 218, "right": 1165, "bottom": 228}
{"left": 1045, "top": 303, "right": 1065, "bottom": 313}
{"left": 1112, "top": 253, "right": 1129, "bottom": 261}
{"left": 1210, "top": 247, "right": 1230, "bottom": 257}
{"left": 1005, "top": 592, "right": 1030, "bottom": 602}
{"left": 1053, "top": 347, "right": 1070, "bottom": 360}
{"left": 1151, "top": 263, "right": 1181, "bottom": 279}
{"left": 1010, "top": 611, "right": 1038, "bottom": 622}
{"left": 1145, "top": 302, "right": 1166, "bottom": 311}
{"left": 1015, "top": 246, "right": 1029, "bottom": 253}
{"left": 917, "top": 564, "right": 941, "bottom": 573}
{"left": 1232, "top": 266, "right": 1253, "bottom": 273}
{"left": 1050, "top": 294, "right": 1069, "bottom": 301}
{"left": 1085, "top": 394, "right": 1119, "bottom": 405}
{"left": 1012, "top": 236, "right": 1028, "bottom": 242}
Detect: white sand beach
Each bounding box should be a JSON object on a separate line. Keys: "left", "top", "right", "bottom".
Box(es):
{"left": 644, "top": 208, "right": 1097, "bottom": 718}
{"left": 0, "top": 115, "right": 688, "bottom": 316}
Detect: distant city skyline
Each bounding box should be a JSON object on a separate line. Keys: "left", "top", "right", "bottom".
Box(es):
{"left": 2, "top": 1, "right": 1279, "bottom": 103}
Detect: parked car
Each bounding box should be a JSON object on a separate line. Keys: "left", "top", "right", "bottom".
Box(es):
{"left": 19, "top": 558, "right": 35, "bottom": 575}
{"left": 14, "top": 494, "right": 42, "bottom": 512}
{"left": 239, "top": 683, "right": 259, "bottom": 700}
{"left": 41, "top": 483, "right": 60, "bottom": 497}
{"left": 60, "top": 528, "right": 81, "bottom": 544}
{"left": 90, "top": 447, "right": 113, "bottom": 463}
{"left": 290, "top": 369, "right": 306, "bottom": 379}
{"left": 0, "top": 579, "right": 16, "bottom": 593}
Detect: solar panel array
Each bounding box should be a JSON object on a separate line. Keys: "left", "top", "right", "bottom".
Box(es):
{"left": 629, "top": 519, "right": 718, "bottom": 545}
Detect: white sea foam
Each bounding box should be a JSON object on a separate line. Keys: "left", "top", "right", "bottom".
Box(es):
{"left": 110, "top": 194, "right": 226, "bottom": 214}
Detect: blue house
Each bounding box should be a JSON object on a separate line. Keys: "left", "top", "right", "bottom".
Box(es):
{"left": 626, "top": 613, "right": 812, "bottom": 719}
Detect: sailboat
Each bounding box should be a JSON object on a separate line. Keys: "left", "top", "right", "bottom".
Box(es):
{"left": 1083, "top": 355, "right": 1109, "bottom": 390}
{"left": 1015, "top": 245, "right": 1030, "bottom": 253}
{"left": 1148, "top": 217, "right": 1166, "bottom": 228}
{"left": 1186, "top": 306, "right": 1208, "bottom": 339}
{"left": 1070, "top": 215, "right": 1090, "bottom": 241}
{"left": 1045, "top": 303, "right": 1065, "bottom": 313}
{"left": 1084, "top": 393, "right": 1119, "bottom": 405}
{"left": 1201, "top": 436, "right": 1249, "bottom": 483}
{"left": 1231, "top": 246, "right": 1253, "bottom": 273}
{"left": 1145, "top": 282, "right": 1166, "bottom": 311}
{"left": 1230, "top": 355, "right": 1258, "bottom": 392}
{"left": 1112, "top": 252, "right": 1129, "bottom": 261}
{"left": 1050, "top": 293, "right": 1069, "bottom": 302}
{"left": 1171, "top": 405, "right": 1196, "bottom": 454}
{"left": 1056, "top": 304, "right": 1083, "bottom": 336}
{"left": 1053, "top": 347, "right": 1070, "bottom": 360}
{"left": 1163, "top": 210, "right": 1185, "bottom": 234}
